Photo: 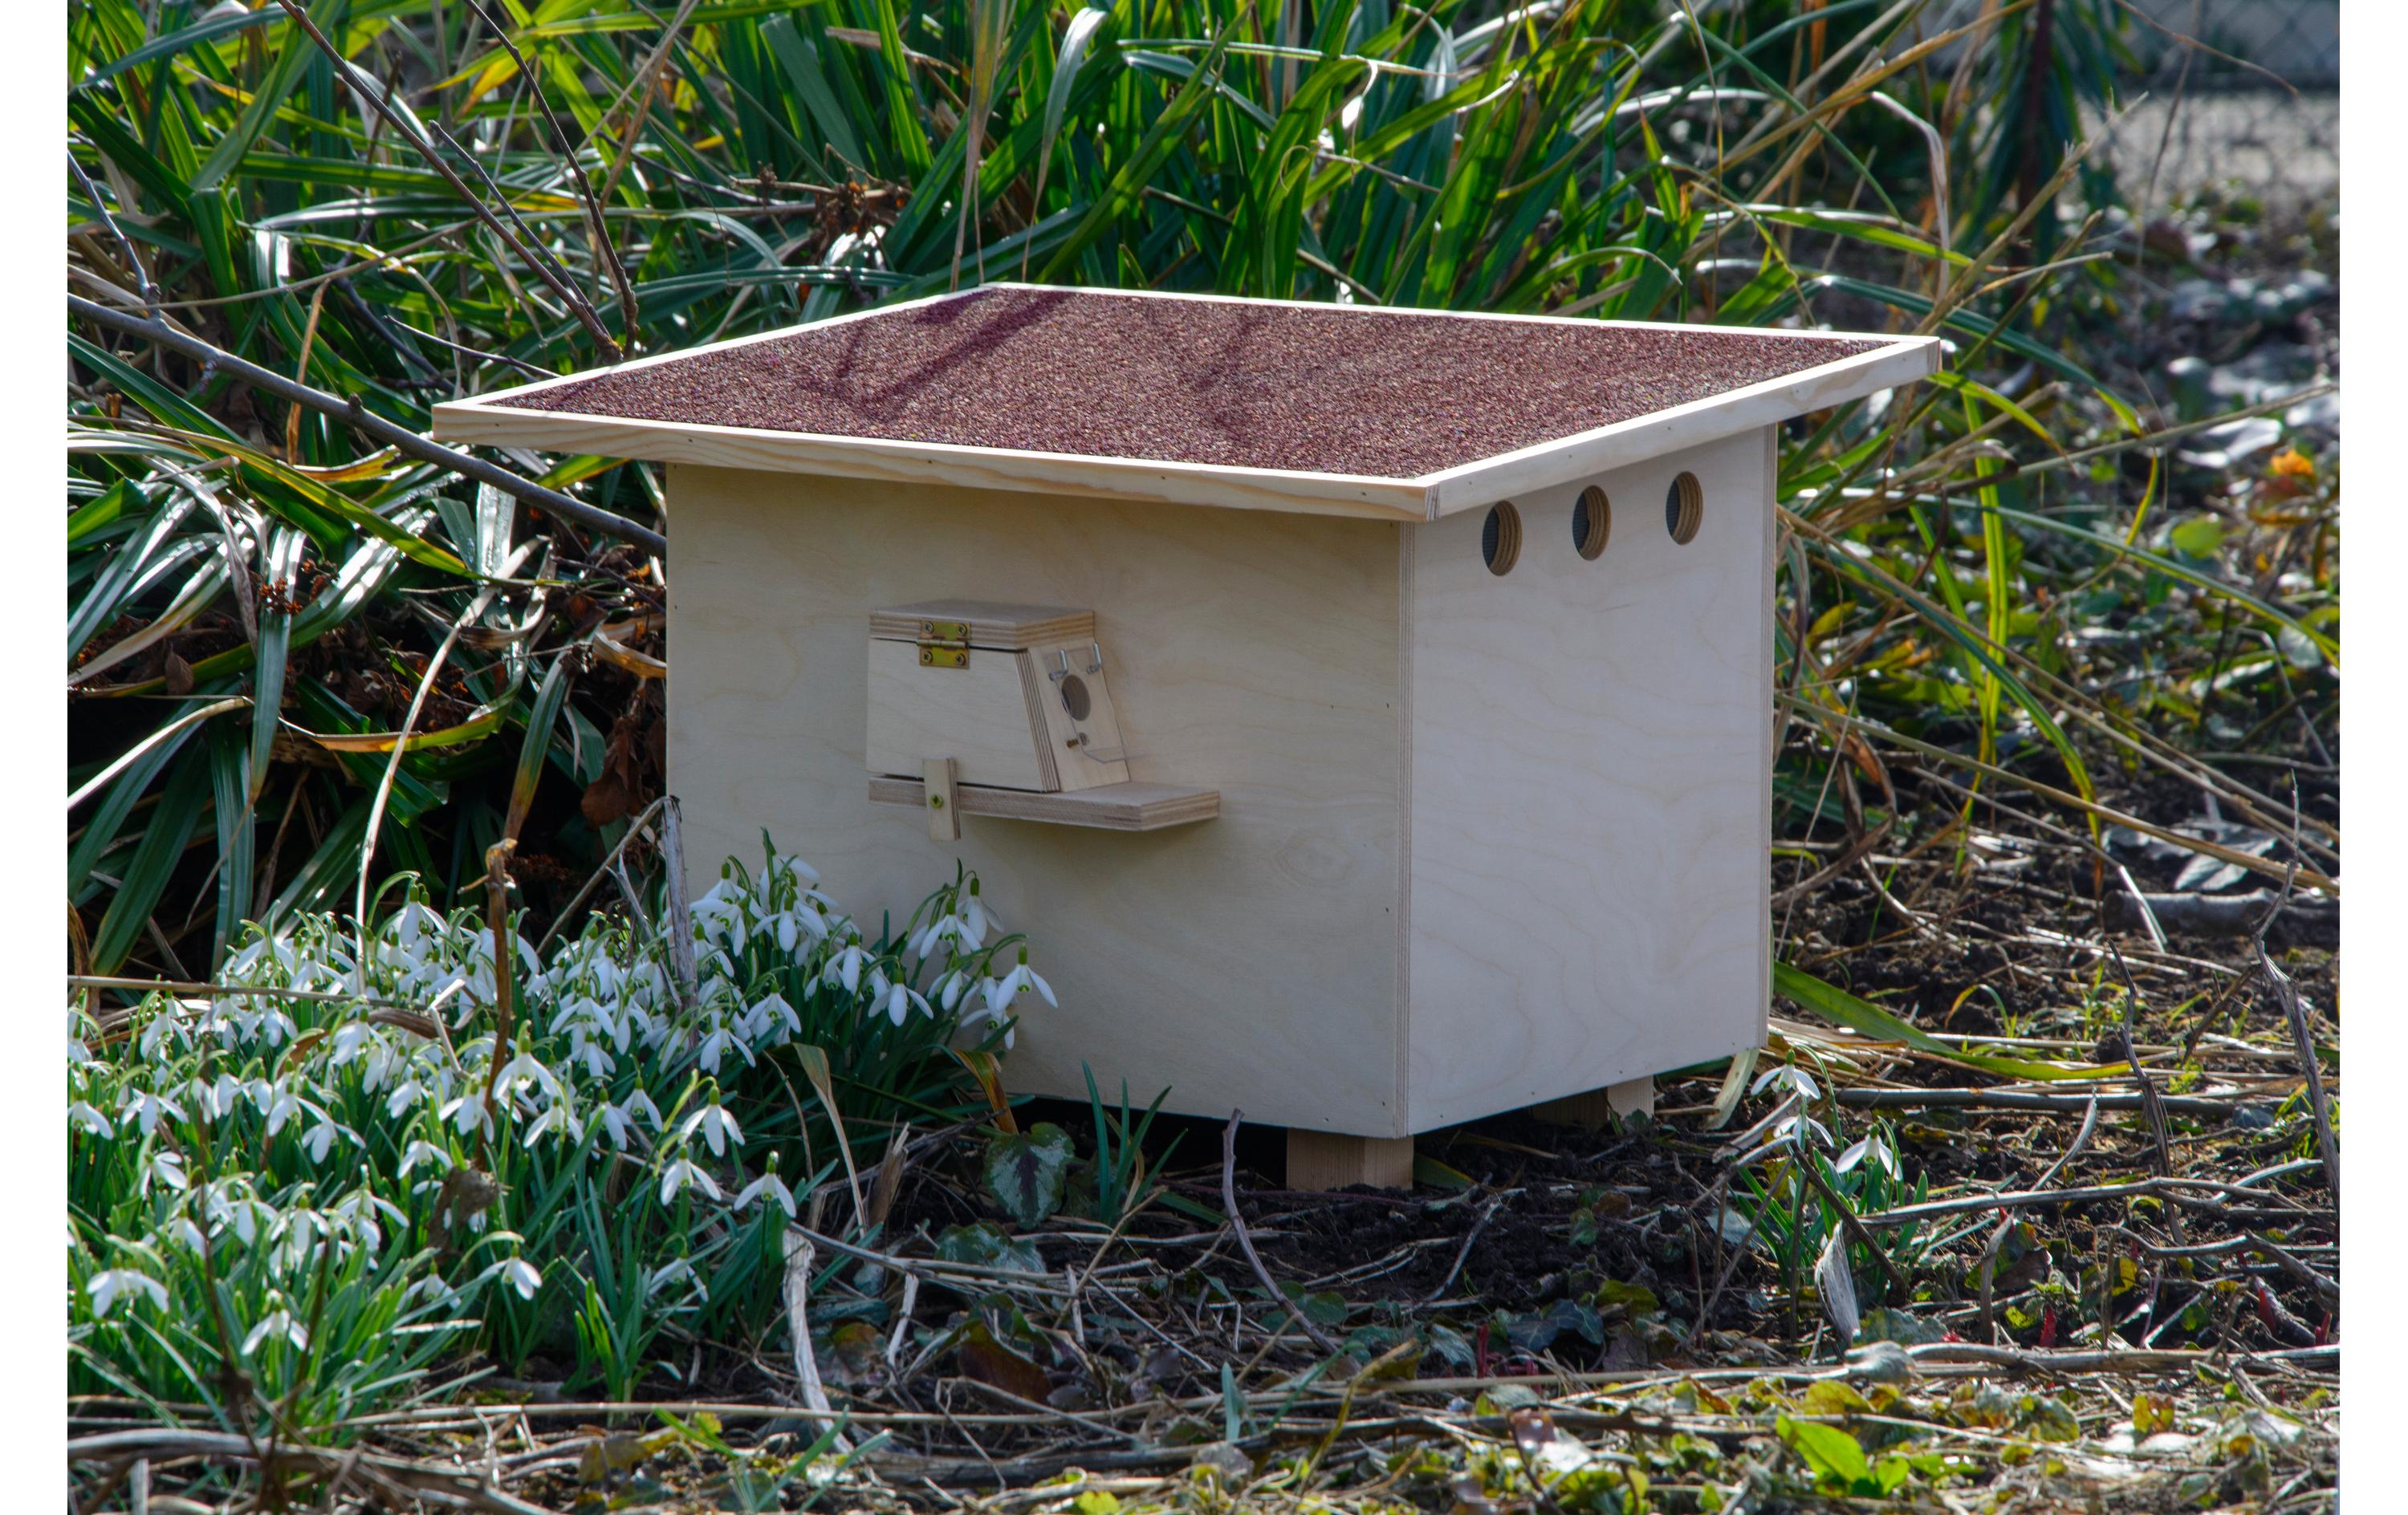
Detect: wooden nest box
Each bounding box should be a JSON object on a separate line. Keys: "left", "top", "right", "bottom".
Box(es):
{"left": 436, "top": 285, "right": 1940, "bottom": 1188}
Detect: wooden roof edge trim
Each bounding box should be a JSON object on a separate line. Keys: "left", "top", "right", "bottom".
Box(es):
{"left": 972, "top": 281, "right": 1908, "bottom": 344}
{"left": 428, "top": 399, "right": 1437, "bottom": 522}
{"left": 447, "top": 286, "right": 990, "bottom": 409}
{"left": 1415, "top": 335, "right": 1943, "bottom": 516}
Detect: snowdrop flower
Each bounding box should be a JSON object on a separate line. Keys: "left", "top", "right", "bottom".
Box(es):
{"left": 142, "top": 1150, "right": 187, "bottom": 1196}
{"left": 242, "top": 1304, "right": 308, "bottom": 1357}
{"left": 262, "top": 1084, "right": 307, "bottom": 1138}
{"left": 168, "top": 1216, "right": 206, "bottom": 1254}
{"left": 440, "top": 1094, "right": 494, "bottom": 1140}
{"left": 119, "top": 1088, "right": 186, "bottom": 1138}
{"left": 960, "top": 877, "right": 989, "bottom": 944}
{"left": 624, "top": 1089, "right": 664, "bottom": 1131}
{"left": 328, "top": 1021, "right": 376, "bottom": 1066}
{"left": 1751, "top": 1064, "right": 1821, "bottom": 1103}
{"left": 827, "top": 938, "right": 870, "bottom": 997}
{"left": 137, "top": 1010, "right": 187, "bottom": 1061}
{"left": 67, "top": 1102, "right": 112, "bottom": 1139}
{"left": 881, "top": 979, "right": 931, "bottom": 1027}
{"left": 398, "top": 1140, "right": 451, "bottom": 1177}
{"left": 990, "top": 948, "right": 1056, "bottom": 1012}
{"left": 745, "top": 990, "right": 799, "bottom": 1040}
{"left": 523, "top": 1102, "right": 583, "bottom": 1148}
{"left": 564, "top": 1030, "right": 616, "bottom": 1079}
{"left": 205, "top": 1187, "right": 275, "bottom": 1246}
{"left": 932, "top": 969, "right": 972, "bottom": 1013}
{"left": 491, "top": 1050, "right": 563, "bottom": 1103}
{"left": 678, "top": 1101, "right": 744, "bottom": 1157}
{"left": 405, "top": 1274, "right": 459, "bottom": 1310}
{"left": 697, "top": 1018, "right": 757, "bottom": 1074}
{"left": 1763, "top": 1111, "right": 1833, "bottom": 1151}
{"left": 595, "top": 1103, "right": 643, "bottom": 1151}
{"left": 498, "top": 1257, "right": 542, "bottom": 1301}
{"left": 386, "top": 1078, "right": 427, "bottom": 1119}
{"left": 87, "top": 1269, "right": 168, "bottom": 1317}
{"left": 1835, "top": 1133, "right": 1900, "bottom": 1178}
{"left": 732, "top": 1156, "right": 797, "bottom": 1219}
{"left": 658, "top": 1156, "right": 722, "bottom": 1205}
{"left": 646, "top": 1257, "right": 708, "bottom": 1301}
{"left": 300, "top": 1116, "right": 353, "bottom": 1164}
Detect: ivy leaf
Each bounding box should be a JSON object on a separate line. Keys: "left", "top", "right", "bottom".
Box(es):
{"left": 982, "top": 1123, "right": 1074, "bottom": 1228}
{"left": 934, "top": 1221, "right": 1043, "bottom": 1277}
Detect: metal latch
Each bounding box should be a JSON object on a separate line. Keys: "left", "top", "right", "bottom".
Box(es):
{"left": 917, "top": 619, "right": 970, "bottom": 669}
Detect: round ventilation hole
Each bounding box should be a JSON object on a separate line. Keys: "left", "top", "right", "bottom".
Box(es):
{"left": 1572, "top": 485, "right": 1611, "bottom": 560}
{"left": 1057, "top": 673, "right": 1092, "bottom": 722}
{"left": 1664, "top": 473, "right": 1703, "bottom": 545}
{"left": 1481, "top": 502, "right": 1523, "bottom": 575}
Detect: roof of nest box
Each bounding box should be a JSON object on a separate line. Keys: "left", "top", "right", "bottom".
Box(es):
{"left": 432, "top": 285, "right": 1942, "bottom": 521}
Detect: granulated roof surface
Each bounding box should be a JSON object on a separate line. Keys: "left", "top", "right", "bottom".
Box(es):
{"left": 494, "top": 286, "right": 1887, "bottom": 479}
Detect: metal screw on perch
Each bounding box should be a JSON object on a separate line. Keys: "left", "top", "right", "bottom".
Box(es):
{"left": 924, "top": 757, "right": 961, "bottom": 842}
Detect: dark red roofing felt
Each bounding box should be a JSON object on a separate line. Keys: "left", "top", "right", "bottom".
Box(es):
{"left": 496, "top": 286, "right": 1886, "bottom": 480}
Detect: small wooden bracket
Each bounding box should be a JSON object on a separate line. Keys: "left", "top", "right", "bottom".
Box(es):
{"left": 1530, "top": 1075, "right": 1655, "bottom": 1132}
{"left": 924, "top": 756, "right": 960, "bottom": 842}
{"left": 1287, "top": 1130, "right": 1415, "bottom": 1192}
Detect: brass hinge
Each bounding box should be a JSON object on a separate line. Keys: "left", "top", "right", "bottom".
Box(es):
{"left": 917, "top": 619, "right": 970, "bottom": 669}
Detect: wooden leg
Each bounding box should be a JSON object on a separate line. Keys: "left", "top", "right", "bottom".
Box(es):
{"left": 1531, "top": 1075, "right": 1656, "bottom": 1132}
{"left": 1286, "top": 1129, "right": 1416, "bottom": 1191}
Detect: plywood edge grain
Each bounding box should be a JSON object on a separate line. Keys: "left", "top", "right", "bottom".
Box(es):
{"left": 868, "top": 601, "right": 1096, "bottom": 647}
{"left": 429, "top": 400, "right": 1438, "bottom": 522}
{"left": 1415, "top": 336, "right": 1943, "bottom": 516}
{"left": 868, "top": 776, "right": 1220, "bottom": 831}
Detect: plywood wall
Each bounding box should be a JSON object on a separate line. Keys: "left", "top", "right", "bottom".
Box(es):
{"left": 666, "top": 466, "right": 1414, "bottom": 1134}
{"left": 1402, "top": 431, "right": 1775, "bottom": 1130}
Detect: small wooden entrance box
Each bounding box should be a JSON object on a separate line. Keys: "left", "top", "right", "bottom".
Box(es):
{"left": 435, "top": 285, "right": 1938, "bottom": 1178}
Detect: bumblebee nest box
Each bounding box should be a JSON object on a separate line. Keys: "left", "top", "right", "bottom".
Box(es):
{"left": 436, "top": 284, "right": 1940, "bottom": 1188}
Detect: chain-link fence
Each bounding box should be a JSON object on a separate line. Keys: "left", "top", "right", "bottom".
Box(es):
{"left": 2093, "top": 0, "right": 2338, "bottom": 217}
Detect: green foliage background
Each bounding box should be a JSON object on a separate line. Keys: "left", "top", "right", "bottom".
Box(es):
{"left": 69, "top": 0, "right": 2334, "bottom": 977}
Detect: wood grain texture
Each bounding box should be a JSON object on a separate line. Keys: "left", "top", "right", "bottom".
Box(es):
{"left": 1401, "top": 431, "right": 1776, "bottom": 1131}
{"left": 924, "top": 757, "right": 960, "bottom": 842}
{"left": 669, "top": 465, "right": 1409, "bottom": 1135}
{"left": 867, "top": 776, "right": 1219, "bottom": 831}
{"left": 868, "top": 600, "right": 1095, "bottom": 648}
{"left": 865, "top": 637, "right": 1051, "bottom": 790}
{"left": 1024, "top": 638, "right": 1132, "bottom": 792}
{"left": 1287, "top": 1130, "right": 1416, "bottom": 1191}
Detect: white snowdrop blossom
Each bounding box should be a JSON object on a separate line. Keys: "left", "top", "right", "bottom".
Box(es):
{"left": 242, "top": 1305, "right": 309, "bottom": 1356}
{"left": 142, "top": 1150, "right": 188, "bottom": 1195}
{"left": 67, "top": 1101, "right": 112, "bottom": 1139}
{"left": 827, "top": 940, "right": 870, "bottom": 997}
{"left": 119, "top": 1089, "right": 186, "bottom": 1138}
{"left": 398, "top": 1140, "right": 451, "bottom": 1177}
{"left": 87, "top": 1269, "right": 169, "bottom": 1317}
{"left": 679, "top": 1102, "right": 744, "bottom": 1157}
{"left": 990, "top": 949, "right": 1056, "bottom": 1012}
{"left": 881, "top": 979, "right": 929, "bottom": 1026}
{"left": 733, "top": 1163, "right": 797, "bottom": 1219}
{"left": 498, "top": 1257, "right": 543, "bottom": 1301}
{"left": 658, "top": 1157, "right": 722, "bottom": 1205}
{"left": 646, "top": 1257, "right": 708, "bottom": 1301}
